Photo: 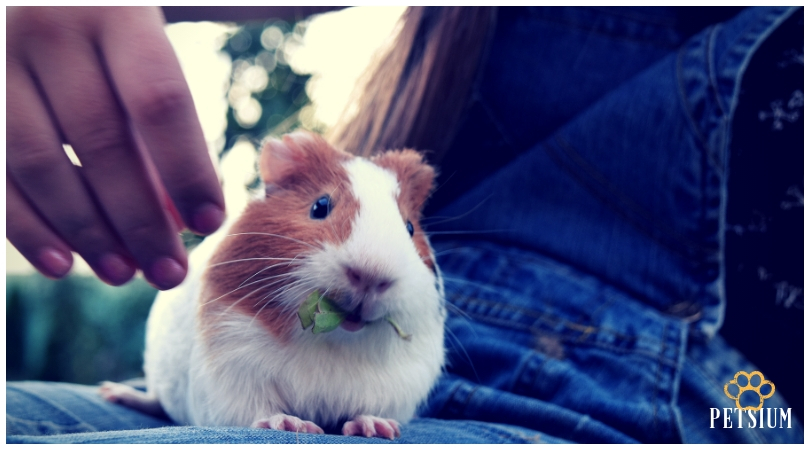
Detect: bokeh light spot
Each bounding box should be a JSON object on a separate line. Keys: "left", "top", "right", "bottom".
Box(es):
{"left": 260, "top": 26, "right": 284, "bottom": 50}
{"left": 241, "top": 65, "right": 269, "bottom": 92}
{"left": 235, "top": 97, "right": 263, "bottom": 128}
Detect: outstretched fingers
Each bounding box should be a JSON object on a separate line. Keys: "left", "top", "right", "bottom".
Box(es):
{"left": 98, "top": 7, "right": 226, "bottom": 236}
{"left": 6, "top": 7, "right": 226, "bottom": 289}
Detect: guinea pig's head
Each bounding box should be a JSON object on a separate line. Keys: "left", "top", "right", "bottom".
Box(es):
{"left": 203, "top": 131, "right": 441, "bottom": 342}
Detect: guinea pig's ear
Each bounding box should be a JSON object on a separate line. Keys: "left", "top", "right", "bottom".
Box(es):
{"left": 373, "top": 150, "right": 436, "bottom": 214}
{"left": 259, "top": 132, "right": 323, "bottom": 186}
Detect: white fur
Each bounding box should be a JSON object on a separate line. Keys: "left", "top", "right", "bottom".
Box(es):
{"left": 143, "top": 157, "right": 445, "bottom": 430}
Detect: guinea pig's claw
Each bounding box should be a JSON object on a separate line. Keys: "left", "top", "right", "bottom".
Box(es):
{"left": 252, "top": 413, "right": 324, "bottom": 434}
{"left": 342, "top": 415, "right": 401, "bottom": 439}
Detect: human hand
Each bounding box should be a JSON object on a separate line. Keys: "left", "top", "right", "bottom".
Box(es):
{"left": 6, "top": 7, "right": 226, "bottom": 290}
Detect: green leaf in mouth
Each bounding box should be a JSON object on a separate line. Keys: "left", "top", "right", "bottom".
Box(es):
{"left": 297, "top": 291, "right": 320, "bottom": 330}
{"left": 298, "top": 291, "right": 347, "bottom": 334}
{"left": 298, "top": 290, "right": 412, "bottom": 340}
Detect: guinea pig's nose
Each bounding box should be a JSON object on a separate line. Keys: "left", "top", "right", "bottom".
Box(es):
{"left": 345, "top": 266, "right": 393, "bottom": 295}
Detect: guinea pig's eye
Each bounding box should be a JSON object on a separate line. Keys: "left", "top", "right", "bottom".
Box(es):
{"left": 310, "top": 195, "right": 332, "bottom": 220}
{"left": 406, "top": 220, "right": 414, "bottom": 237}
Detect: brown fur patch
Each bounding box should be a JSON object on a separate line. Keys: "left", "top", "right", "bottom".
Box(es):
{"left": 200, "top": 134, "right": 359, "bottom": 344}
{"left": 372, "top": 150, "right": 437, "bottom": 271}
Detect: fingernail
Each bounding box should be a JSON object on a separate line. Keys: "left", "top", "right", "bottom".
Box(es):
{"left": 191, "top": 203, "right": 225, "bottom": 235}
{"left": 147, "top": 257, "right": 186, "bottom": 290}
{"left": 38, "top": 248, "right": 73, "bottom": 278}
{"left": 98, "top": 253, "right": 135, "bottom": 286}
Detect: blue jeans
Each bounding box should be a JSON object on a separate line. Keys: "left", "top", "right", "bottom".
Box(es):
{"left": 7, "top": 6, "right": 802, "bottom": 444}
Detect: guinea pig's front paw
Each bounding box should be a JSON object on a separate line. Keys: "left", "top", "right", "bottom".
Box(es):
{"left": 252, "top": 414, "right": 324, "bottom": 434}
{"left": 98, "top": 381, "right": 164, "bottom": 417}
{"left": 342, "top": 415, "right": 401, "bottom": 439}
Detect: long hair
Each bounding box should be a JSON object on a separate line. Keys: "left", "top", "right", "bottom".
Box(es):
{"left": 327, "top": 7, "right": 496, "bottom": 164}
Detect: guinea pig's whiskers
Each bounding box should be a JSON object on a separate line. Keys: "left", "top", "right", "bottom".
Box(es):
{"left": 234, "top": 264, "right": 286, "bottom": 291}
{"left": 443, "top": 324, "right": 480, "bottom": 384}
{"left": 441, "top": 275, "right": 502, "bottom": 297}
{"left": 209, "top": 257, "right": 299, "bottom": 268}
{"left": 418, "top": 229, "right": 512, "bottom": 237}
{"left": 225, "top": 232, "right": 319, "bottom": 251}
{"left": 248, "top": 277, "right": 317, "bottom": 329}
{"left": 421, "top": 194, "right": 493, "bottom": 227}
{"left": 242, "top": 260, "right": 306, "bottom": 283}
{"left": 257, "top": 277, "right": 314, "bottom": 307}
{"left": 287, "top": 251, "right": 314, "bottom": 269}
{"left": 211, "top": 273, "right": 299, "bottom": 319}
{"left": 443, "top": 299, "right": 474, "bottom": 323}
{"left": 217, "top": 283, "right": 280, "bottom": 317}
{"left": 278, "top": 281, "right": 318, "bottom": 317}
{"left": 202, "top": 269, "right": 298, "bottom": 308}
{"left": 416, "top": 171, "right": 457, "bottom": 212}
{"left": 418, "top": 247, "right": 476, "bottom": 264}
{"left": 239, "top": 273, "right": 297, "bottom": 296}
{"left": 248, "top": 297, "right": 274, "bottom": 329}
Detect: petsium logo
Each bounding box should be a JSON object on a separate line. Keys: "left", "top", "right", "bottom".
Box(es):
{"left": 710, "top": 370, "right": 792, "bottom": 429}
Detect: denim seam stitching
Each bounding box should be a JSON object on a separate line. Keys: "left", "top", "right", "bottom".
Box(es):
{"left": 665, "top": 323, "right": 685, "bottom": 442}
{"left": 676, "top": 39, "right": 710, "bottom": 153}
{"left": 458, "top": 309, "right": 678, "bottom": 368}
{"left": 459, "top": 384, "right": 480, "bottom": 414}
{"left": 512, "top": 350, "right": 548, "bottom": 397}
{"left": 442, "top": 242, "right": 703, "bottom": 330}
{"left": 449, "top": 297, "right": 679, "bottom": 367}
{"left": 651, "top": 322, "right": 668, "bottom": 438}
{"left": 719, "top": 6, "right": 793, "bottom": 115}
{"left": 707, "top": 24, "right": 725, "bottom": 118}
{"left": 704, "top": 24, "right": 726, "bottom": 173}
{"left": 441, "top": 381, "right": 475, "bottom": 420}
{"left": 450, "top": 293, "right": 659, "bottom": 346}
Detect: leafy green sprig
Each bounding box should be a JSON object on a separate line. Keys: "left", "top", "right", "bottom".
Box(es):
{"left": 298, "top": 291, "right": 411, "bottom": 341}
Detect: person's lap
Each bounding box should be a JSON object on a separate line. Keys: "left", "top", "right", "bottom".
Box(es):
{"left": 5, "top": 382, "right": 558, "bottom": 444}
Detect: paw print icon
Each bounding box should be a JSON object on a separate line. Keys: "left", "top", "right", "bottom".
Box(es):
{"left": 723, "top": 371, "right": 775, "bottom": 411}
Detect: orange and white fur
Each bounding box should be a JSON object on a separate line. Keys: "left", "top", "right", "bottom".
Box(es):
{"left": 100, "top": 132, "right": 446, "bottom": 439}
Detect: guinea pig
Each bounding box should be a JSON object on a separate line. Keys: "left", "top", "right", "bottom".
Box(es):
{"left": 100, "top": 131, "right": 446, "bottom": 439}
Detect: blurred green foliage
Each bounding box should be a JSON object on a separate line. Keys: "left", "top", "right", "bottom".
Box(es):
{"left": 7, "top": 18, "right": 314, "bottom": 385}
{"left": 222, "top": 19, "right": 312, "bottom": 155}
{"left": 6, "top": 274, "right": 156, "bottom": 383}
